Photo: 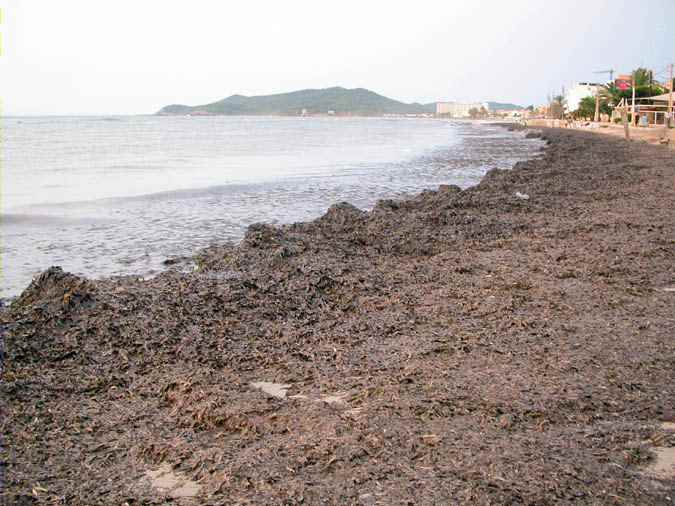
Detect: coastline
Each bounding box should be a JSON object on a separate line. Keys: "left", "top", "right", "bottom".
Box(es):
{"left": 0, "top": 118, "right": 538, "bottom": 300}
{"left": 2, "top": 128, "right": 674, "bottom": 503}
{"left": 526, "top": 118, "right": 675, "bottom": 150}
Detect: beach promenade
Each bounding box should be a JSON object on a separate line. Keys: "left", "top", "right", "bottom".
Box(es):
{"left": 527, "top": 119, "right": 675, "bottom": 149}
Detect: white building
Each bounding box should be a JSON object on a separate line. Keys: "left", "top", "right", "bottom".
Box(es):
{"left": 565, "top": 83, "right": 602, "bottom": 113}
{"left": 436, "top": 101, "right": 490, "bottom": 117}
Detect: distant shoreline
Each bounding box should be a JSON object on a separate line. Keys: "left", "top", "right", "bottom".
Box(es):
{"left": 155, "top": 86, "right": 523, "bottom": 117}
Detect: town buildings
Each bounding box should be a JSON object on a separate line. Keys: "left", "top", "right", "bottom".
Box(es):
{"left": 436, "top": 101, "right": 490, "bottom": 118}
{"left": 564, "top": 82, "right": 602, "bottom": 113}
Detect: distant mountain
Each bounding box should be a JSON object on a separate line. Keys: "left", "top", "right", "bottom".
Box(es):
{"left": 157, "top": 87, "right": 434, "bottom": 116}
{"left": 486, "top": 101, "right": 524, "bottom": 111}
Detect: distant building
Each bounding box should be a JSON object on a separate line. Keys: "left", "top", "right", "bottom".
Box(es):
{"left": 565, "top": 83, "right": 602, "bottom": 113}
{"left": 436, "top": 101, "right": 489, "bottom": 118}
{"left": 615, "top": 75, "right": 632, "bottom": 91}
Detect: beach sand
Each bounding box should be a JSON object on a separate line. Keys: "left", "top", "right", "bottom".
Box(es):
{"left": 528, "top": 118, "right": 675, "bottom": 149}
{"left": 2, "top": 128, "right": 674, "bottom": 504}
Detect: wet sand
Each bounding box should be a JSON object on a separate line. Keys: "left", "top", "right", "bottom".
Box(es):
{"left": 1, "top": 128, "right": 674, "bottom": 504}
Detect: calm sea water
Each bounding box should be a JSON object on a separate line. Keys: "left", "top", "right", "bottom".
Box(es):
{"left": 2, "top": 116, "right": 541, "bottom": 298}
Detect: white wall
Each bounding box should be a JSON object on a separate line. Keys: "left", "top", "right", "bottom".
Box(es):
{"left": 565, "top": 83, "right": 600, "bottom": 113}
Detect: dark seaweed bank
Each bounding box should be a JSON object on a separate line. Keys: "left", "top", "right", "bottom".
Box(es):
{"left": 1, "top": 128, "right": 674, "bottom": 504}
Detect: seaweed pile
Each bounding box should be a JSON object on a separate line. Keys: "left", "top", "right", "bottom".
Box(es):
{"left": 2, "top": 128, "right": 674, "bottom": 504}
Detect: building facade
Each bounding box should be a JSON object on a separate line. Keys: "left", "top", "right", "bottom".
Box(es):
{"left": 565, "top": 83, "right": 601, "bottom": 113}
{"left": 436, "top": 101, "right": 489, "bottom": 117}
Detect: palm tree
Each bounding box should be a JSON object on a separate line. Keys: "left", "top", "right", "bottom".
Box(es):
{"left": 549, "top": 94, "right": 565, "bottom": 119}
{"left": 633, "top": 67, "right": 653, "bottom": 87}
{"left": 599, "top": 84, "right": 621, "bottom": 108}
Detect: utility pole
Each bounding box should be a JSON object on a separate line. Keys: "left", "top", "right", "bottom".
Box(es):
{"left": 594, "top": 91, "right": 600, "bottom": 122}
{"left": 592, "top": 69, "right": 615, "bottom": 123}
{"left": 631, "top": 71, "right": 636, "bottom": 126}
{"left": 622, "top": 99, "right": 630, "bottom": 140}
{"left": 668, "top": 63, "right": 674, "bottom": 129}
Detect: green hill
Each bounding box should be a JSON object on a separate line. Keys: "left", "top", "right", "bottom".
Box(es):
{"left": 486, "top": 101, "right": 523, "bottom": 111}
{"left": 157, "top": 87, "right": 434, "bottom": 116}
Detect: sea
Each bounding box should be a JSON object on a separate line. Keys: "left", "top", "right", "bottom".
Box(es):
{"left": 1, "top": 116, "right": 542, "bottom": 299}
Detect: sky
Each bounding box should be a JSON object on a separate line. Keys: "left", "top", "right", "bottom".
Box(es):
{"left": 0, "top": 0, "right": 673, "bottom": 115}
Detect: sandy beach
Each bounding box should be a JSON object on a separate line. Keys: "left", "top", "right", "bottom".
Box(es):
{"left": 1, "top": 128, "right": 674, "bottom": 504}
{"left": 527, "top": 119, "right": 675, "bottom": 150}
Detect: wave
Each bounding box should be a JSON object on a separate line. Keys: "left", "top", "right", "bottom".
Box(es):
{"left": 1, "top": 213, "right": 104, "bottom": 226}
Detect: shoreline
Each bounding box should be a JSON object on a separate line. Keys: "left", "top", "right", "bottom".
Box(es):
{"left": 1, "top": 119, "right": 538, "bottom": 301}
{"left": 2, "top": 128, "right": 674, "bottom": 503}
{"left": 526, "top": 118, "right": 675, "bottom": 149}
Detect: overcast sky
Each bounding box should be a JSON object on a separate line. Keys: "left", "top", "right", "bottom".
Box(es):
{"left": 1, "top": 0, "right": 673, "bottom": 115}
